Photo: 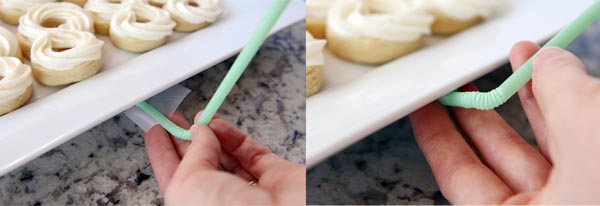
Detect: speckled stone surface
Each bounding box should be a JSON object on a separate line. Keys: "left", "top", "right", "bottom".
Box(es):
{"left": 0, "top": 22, "right": 306, "bottom": 206}
{"left": 307, "top": 21, "right": 600, "bottom": 205}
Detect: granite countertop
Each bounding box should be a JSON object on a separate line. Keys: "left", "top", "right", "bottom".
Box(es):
{"left": 0, "top": 23, "right": 306, "bottom": 206}
{"left": 307, "top": 21, "right": 600, "bottom": 205}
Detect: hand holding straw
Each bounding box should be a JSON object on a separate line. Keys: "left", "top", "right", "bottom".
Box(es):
{"left": 440, "top": 0, "right": 600, "bottom": 110}
{"left": 137, "top": 0, "right": 290, "bottom": 140}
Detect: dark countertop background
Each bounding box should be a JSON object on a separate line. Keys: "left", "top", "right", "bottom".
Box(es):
{"left": 307, "top": 20, "right": 600, "bottom": 205}
{"left": 0, "top": 23, "right": 305, "bottom": 206}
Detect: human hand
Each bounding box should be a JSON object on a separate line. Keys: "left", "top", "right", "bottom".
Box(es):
{"left": 409, "top": 41, "right": 600, "bottom": 204}
{"left": 144, "top": 111, "right": 306, "bottom": 205}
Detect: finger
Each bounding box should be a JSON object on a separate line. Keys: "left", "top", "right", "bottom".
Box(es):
{"left": 509, "top": 41, "right": 552, "bottom": 161}
{"left": 169, "top": 111, "right": 191, "bottom": 158}
{"left": 167, "top": 125, "right": 273, "bottom": 205}
{"left": 178, "top": 125, "right": 222, "bottom": 173}
{"left": 532, "top": 47, "right": 600, "bottom": 159}
{"left": 410, "top": 102, "right": 513, "bottom": 204}
{"left": 532, "top": 47, "right": 599, "bottom": 124}
{"left": 220, "top": 150, "right": 256, "bottom": 181}
{"left": 253, "top": 162, "right": 307, "bottom": 204}
{"left": 194, "top": 110, "right": 254, "bottom": 180}
{"left": 144, "top": 125, "right": 181, "bottom": 194}
{"left": 450, "top": 84, "right": 551, "bottom": 193}
{"left": 208, "top": 119, "right": 290, "bottom": 180}
{"left": 503, "top": 192, "right": 537, "bottom": 205}
{"left": 194, "top": 110, "right": 220, "bottom": 123}
{"left": 166, "top": 171, "right": 273, "bottom": 205}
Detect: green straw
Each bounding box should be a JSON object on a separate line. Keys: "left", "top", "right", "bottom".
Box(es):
{"left": 136, "top": 0, "right": 290, "bottom": 140}
{"left": 439, "top": 0, "right": 600, "bottom": 110}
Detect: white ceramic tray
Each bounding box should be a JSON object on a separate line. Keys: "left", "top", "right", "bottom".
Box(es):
{"left": 306, "top": 0, "right": 597, "bottom": 167}
{"left": 0, "top": 0, "right": 305, "bottom": 176}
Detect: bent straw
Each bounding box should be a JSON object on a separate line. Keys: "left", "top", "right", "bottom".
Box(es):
{"left": 136, "top": 0, "right": 290, "bottom": 140}
{"left": 439, "top": 0, "right": 600, "bottom": 110}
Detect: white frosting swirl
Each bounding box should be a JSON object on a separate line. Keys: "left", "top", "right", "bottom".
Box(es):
{"left": 18, "top": 2, "right": 94, "bottom": 42}
{"left": 414, "top": 0, "right": 498, "bottom": 20}
{"left": 0, "top": 57, "right": 33, "bottom": 102}
{"left": 110, "top": 2, "right": 176, "bottom": 40}
{"left": 306, "top": 31, "right": 326, "bottom": 66}
{"left": 306, "top": 0, "right": 336, "bottom": 19}
{"left": 328, "top": 0, "right": 434, "bottom": 42}
{"left": 164, "top": 0, "right": 222, "bottom": 24}
{"left": 84, "top": 0, "right": 148, "bottom": 21}
{"left": 0, "top": 0, "right": 55, "bottom": 11}
{"left": 0, "top": 26, "right": 18, "bottom": 57}
{"left": 31, "top": 29, "right": 103, "bottom": 70}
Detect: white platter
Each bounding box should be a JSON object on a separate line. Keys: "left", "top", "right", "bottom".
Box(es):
{"left": 307, "top": 0, "right": 597, "bottom": 168}
{"left": 0, "top": 0, "right": 305, "bottom": 176}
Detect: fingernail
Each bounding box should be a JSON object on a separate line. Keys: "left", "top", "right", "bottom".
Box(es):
{"left": 190, "top": 125, "right": 200, "bottom": 134}
{"left": 190, "top": 125, "right": 201, "bottom": 138}
{"left": 534, "top": 47, "right": 566, "bottom": 68}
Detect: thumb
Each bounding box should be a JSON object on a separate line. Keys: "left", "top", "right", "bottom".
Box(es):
{"left": 532, "top": 47, "right": 600, "bottom": 161}
{"left": 532, "top": 48, "right": 600, "bottom": 204}
{"left": 532, "top": 47, "right": 598, "bottom": 120}
{"left": 166, "top": 125, "right": 274, "bottom": 205}
{"left": 178, "top": 125, "right": 222, "bottom": 171}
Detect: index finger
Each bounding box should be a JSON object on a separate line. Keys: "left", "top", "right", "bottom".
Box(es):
{"left": 410, "top": 102, "right": 513, "bottom": 204}
{"left": 145, "top": 125, "right": 181, "bottom": 194}
{"left": 169, "top": 111, "right": 191, "bottom": 158}
{"left": 208, "top": 119, "right": 289, "bottom": 179}
{"left": 509, "top": 41, "right": 551, "bottom": 162}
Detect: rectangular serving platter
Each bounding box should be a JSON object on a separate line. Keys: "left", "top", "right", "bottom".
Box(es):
{"left": 0, "top": 0, "right": 305, "bottom": 176}
{"left": 307, "top": 0, "right": 596, "bottom": 167}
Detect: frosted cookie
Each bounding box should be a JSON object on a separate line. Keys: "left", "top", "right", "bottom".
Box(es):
{"left": 163, "top": 0, "right": 222, "bottom": 32}
{"left": 306, "top": 0, "right": 336, "bottom": 39}
{"left": 0, "top": 0, "right": 56, "bottom": 25}
{"left": 415, "top": 0, "right": 498, "bottom": 35}
{"left": 30, "top": 29, "right": 103, "bottom": 86}
{"left": 0, "top": 26, "right": 22, "bottom": 60}
{"left": 84, "top": 0, "right": 149, "bottom": 35}
{"left": 0, "top": 57, "right": 33, "bottom": 115}
{"left": 17, "top": 2, "right": 94, "bottom": 59}
{"left": 306, "top": 31, "right": 326, "bottom": 97}
{"left": 327, "top": 0, "right": 434, "bottom": 64}
{"left": 110, "top": 2, "right": 176, "bottom": 52}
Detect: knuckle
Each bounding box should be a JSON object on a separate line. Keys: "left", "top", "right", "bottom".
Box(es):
{"left": 248, "top": 145, "right": 271, "bottom": 167}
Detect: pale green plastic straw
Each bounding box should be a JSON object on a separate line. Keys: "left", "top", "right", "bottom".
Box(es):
{"left": 136, "top": 0, "right": 290, "bottom": 140}
{"left": 440, "top": 0, "right": 600, "bottom": 110}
